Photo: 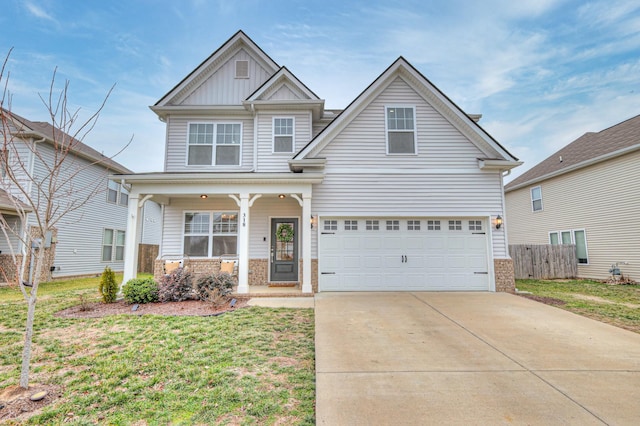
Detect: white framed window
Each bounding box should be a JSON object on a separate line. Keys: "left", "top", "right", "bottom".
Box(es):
{"left": 407, "top": 220, "right": 421, "bottom": 231}
{"left": 531, "top": 186, "right": 543, "bottom": 212}
{"left": 184, "top": 211, "right": 238, "bottom": 257}
{"left": 102, "top": 228, "right": 125, "bottom": 262}
{"left": 187, "top": 122, "right": 242, "bottom": 166}
{"left": 273, "top": 117, "right": 294, "bottom": 153}
{"left": 323, "top": 220, "right": 338, "bottom": 231}
{"left": 469, "top": 220, "right": 482, "bottom": 231}
{"left": 549, "top": 229, "right": 589, "bottom": 264}
{"left": 366, "top": 220, "right": 379, "bottom": 231}
{"left": 107, "top": 181, "right": 129, "bottom": 207}
{"left": 448, "top": 220, "right": 462, "bottom": 231}
{"left": 427, "top": 220, "right": 441, "bottom": 231}
{"left": 385, "top": 106, "right": 416, "bottom": 154}
{"left": 344, "top": 220, "right": 358, "bottom": 231}
{"left": 386, "top": 220, "right": 400, "bottom": 231}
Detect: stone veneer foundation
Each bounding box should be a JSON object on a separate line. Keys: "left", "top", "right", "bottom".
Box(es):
{"left": 494, "top": 258, "right": 516, "bottom": 293}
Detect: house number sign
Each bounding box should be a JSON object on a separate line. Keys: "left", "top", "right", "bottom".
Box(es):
{"left": 242, "top": 213, "right": 246, "bottom": 227}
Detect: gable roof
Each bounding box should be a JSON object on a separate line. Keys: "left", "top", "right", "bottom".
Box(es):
{"left": 293, "top": 56, "right": 520, "bottom": 166}
{"left": 2, "top": 109, "right": 132, "bottom": 174}
{"left": 505, "top": 113, "right": 640, "bottom": 192}
{"left": 154, "top": 30, "right": 279, "bottom": 107}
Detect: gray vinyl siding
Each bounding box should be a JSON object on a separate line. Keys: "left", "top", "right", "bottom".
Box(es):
{"left": 140, "top": 201, "right": 162, "bottom": 245}
{"left": 180, "top": 48, "right": 272, "bottom": 105}
{"left": 505, "top": 149, "right": 640, "bottom": 280}
{"left": 312, "top": 76, "right": 508, "bottom": 257}
{"left": 0, "top": 216, "right": 23, "bottom": 253}
{"left": 4, "top": 138, "right": 35, "bottom": 201}
{"left": 256, "top": 112, "right": 312, "bottom": 172}
{"left": 164, "top": 115, "right": 255, "bottom": 172}
{"left": 27, "top": 143, "right": 128, "bottom": 277}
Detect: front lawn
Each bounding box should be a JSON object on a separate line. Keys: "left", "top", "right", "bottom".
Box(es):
{"left": 516, "top": 279, "right": 640, "bottom": 333}
{"left": 0, "top": 276, "right": 315, "bottom": 424}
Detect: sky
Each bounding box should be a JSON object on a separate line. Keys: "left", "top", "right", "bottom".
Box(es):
{"left": 1, "top": 0, "right": 640, "bottom": 181}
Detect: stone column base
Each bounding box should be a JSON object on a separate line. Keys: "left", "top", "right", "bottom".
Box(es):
{"left": 494, "top": 258, "right": 515, "bottom": 293}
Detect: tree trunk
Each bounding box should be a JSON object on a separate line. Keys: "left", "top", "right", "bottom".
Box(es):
{"left": 19, "top": 294, "right": 37, "bottom": 388}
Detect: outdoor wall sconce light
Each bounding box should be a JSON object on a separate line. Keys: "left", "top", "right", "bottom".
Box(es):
{"left": 278, "top": 194, "right": 286, "bottom": 199}
{"left": 495, "top": 215, "right": 503, "bottom": 229}
{"left": 200, "top": 194, "right": 208, "bottom": 199}
{"left": 310, "top": 215, "right": 317, "bottom": 229}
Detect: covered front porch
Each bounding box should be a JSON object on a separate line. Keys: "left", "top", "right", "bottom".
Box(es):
{"left": 117, "top": 172, "right": 323, "bottom": 294}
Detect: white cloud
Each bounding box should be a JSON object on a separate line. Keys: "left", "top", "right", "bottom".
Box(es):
{"left": 24, "top": 1, "right": 56, "bottom": 23}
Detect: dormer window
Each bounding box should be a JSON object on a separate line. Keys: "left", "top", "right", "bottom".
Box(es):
{"left": 386, "top": 106, "right": 416, "bottom": 154}
{"left": 235, "top": 60, "right": 249, "bottom": 79}
{"left": 273, "top": 117, "right": 294, "bottom": 153}
{"left": 188, "top": 122, "right": 242, "bottom": 166}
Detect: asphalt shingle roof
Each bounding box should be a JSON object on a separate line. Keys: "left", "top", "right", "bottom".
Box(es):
{"left": 505, "top": 113, "right": 640, "bottom": 191}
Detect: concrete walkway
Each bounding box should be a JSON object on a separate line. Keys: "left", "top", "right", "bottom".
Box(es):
{"left": 315, "top": 292, "right": 640, "bottom": 425}
{"left": 246, "top": 297, "right": 314, "bottom": 309}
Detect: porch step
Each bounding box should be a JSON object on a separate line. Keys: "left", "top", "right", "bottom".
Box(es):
{"left": 268, "top": 282, "right": 298, "bottom": 288}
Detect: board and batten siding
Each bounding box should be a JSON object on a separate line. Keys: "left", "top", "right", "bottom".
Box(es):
{"left": 256, "top": 111, "right": 312, "bottom": 172}
{"left": 164, "top": 115, "right": 255, "bottom": 172}
{"left": 180, "top": 48, "right": 272, "bottom": 106}
{"left": 505, "top": 149, "right": 640, "bottom": 280}
{"left": 27, "top": 143, "right": 128, "bottom": 277}
{"left": 311, "top": 76, "right": 509, "bottom": 257}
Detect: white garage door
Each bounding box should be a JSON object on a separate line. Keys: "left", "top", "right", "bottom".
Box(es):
{"left": 318, "top": 218, "right": 489, "bottom": 291}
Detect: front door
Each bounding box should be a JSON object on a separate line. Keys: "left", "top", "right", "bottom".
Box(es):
{"left": 270, "top": 218, "right": 298, "bottom": 282}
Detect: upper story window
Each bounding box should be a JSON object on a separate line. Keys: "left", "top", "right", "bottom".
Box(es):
{"left": 188, "top": 123, "right": 242, "bottom": 166}
{"left": 273, "top": 118, "right": 294, "bottom": 153}
{"left": 531, "top": 186, "right": 543, "bottom": 212}
{"left": 107, "top": 180, "right": 129, "bottom": 207}
{"left": 386, "top": 106, "right": 416, "bottom": 154}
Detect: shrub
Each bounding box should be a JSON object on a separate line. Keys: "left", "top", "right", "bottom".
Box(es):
{"left": 98, "top": 266, "right": 118, "bottom": 303}
{"left": 158, "top": 267, "right": 194, "bottom": 302}
{"left": 195, "top": 272, "right": 235, "bottom": 304}
{"left": 122, "top": 277, "right": 159, "bottom": 304}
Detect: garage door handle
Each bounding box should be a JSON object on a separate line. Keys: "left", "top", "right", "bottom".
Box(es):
{"left": 474, "top": 272, "right": 488, "bottom": 274}
{"left": 472, "top": 232, "right": 486, "bottom": 235}
{"left": 321, "top": 232, "right": 335, "bottom": 235}
{"left": 321, "top": 272, "right": 336, "bottom": 275}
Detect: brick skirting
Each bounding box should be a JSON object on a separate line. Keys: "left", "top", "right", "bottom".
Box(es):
{"left": 494, "top": 258, "right": 515, "bottom": 293}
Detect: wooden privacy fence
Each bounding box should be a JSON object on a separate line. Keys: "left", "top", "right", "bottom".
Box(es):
{"left": 509, "top": 244, "right": 578, "bottom": 279}
{"left": 137, "top": 244, "right": 159, "bottom": 274}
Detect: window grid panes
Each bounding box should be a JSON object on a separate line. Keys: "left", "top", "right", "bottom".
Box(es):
{"left": 549, "top": 229, "right": 588, "bottom": 264}
{"left": 102, "top": 228, "right": 125, "bottom": 262}
{"left": 386, "top": 107, "right": 416, "bottom": 154}
{"left": 366, "top": 220, "right": 379, "bottom": 230}
{"left": 469, "top": 220, "right": 482, "bottom": 231}
{"left": 427, "top": 220, "right": 441, "bottom": 231}
{"left": 324, "top": 220, "right": 338, "bottom": 231}
{"left": 187, "top": 123, "right": 241, "bottom": 166}
{"left": 449, "top": 220, "right": 462, "bottom": 231}
{"left": 273, "top": 118, "right": 294, "bottom": 153}
{"left": 386, "top": 220, "right": 400, "bottom": 231}
{"left": 407, "top": 220, "right": 420, "bottom": 231}
{"left": 344, "top": 220, "right": 358, "bottom": 231}
{"left": 107, "top": 181, "right": 118, "bottom": 203}
{"left": 184, "top": 212, "right": 238, "bottom": 257}
{"left": 531, "top": 186, "right": 543, "bottom": 211}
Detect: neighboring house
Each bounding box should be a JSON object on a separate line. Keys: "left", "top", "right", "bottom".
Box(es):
{"left": 505, "top": 114, "right": 640, "bottom": 281}
{"left": 0, "top": 110, "right": 133, "bottom": 281}
{"left": 116, "top": 30, "right": 521, "bottom": 293}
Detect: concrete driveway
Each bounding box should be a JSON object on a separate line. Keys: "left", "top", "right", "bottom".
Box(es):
{"left": 315, "top": 292, "right": 640, "bottom": 425}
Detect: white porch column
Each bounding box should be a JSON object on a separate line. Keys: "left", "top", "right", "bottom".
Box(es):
{"left": 122, "top": 195, "right": 141, "bottom": 286}
{"left": 237, "top": 193, "right": 250, "bottom": 294}
{"left": 301, "top": 194, "right": 312, "bottom": 293}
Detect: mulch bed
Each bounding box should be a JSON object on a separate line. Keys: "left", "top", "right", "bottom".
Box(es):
{"left": 0, "top": 384, "right": 62, "bottom": 422}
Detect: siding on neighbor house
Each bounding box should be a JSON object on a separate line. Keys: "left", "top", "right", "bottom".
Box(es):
{"left": 0, "top": 216, "right": 23, "bottom": 253}
{"left": 164, "top": 115, "right": 255, "bottom": 172}
{"left": 505, "top": 149, "right": 640, "bottom": 280}
{"left": 4, "top": 137, "right": 35, "bottom": 201}
{"left": 311, "top": 77, "right": 509, "bottom": 257}
{"left": 27, "top": 143, "right": 128, "bottom": 277}
{"left": 180, "top": 48, "right": 273, "bottom": 106}
{"left": 256, "top": 111, "right": 312, "bottom": 172}
{"left": 140, "top": 201, "right": 162, "bottom": 245}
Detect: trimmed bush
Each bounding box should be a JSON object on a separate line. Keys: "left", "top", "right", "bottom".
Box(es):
{"left": 98, "top": 266, "right": 118, "bottom": 303}
{"left": 195, "top": 272, "right": 235, "bottom": 303}
{"left": 158, "top": 267, "right": 194, "bottom": 302}
{"left": 122, "top": 277, "right": 159, "bottom": 304}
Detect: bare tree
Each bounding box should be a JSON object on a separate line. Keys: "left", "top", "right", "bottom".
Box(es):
{"left": 0, "top": 50, "right": 130, "bottom": 389}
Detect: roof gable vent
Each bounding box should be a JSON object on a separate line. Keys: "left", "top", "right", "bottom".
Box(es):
{"left": 235, "top": 60, "right": 249, "bottom": 79}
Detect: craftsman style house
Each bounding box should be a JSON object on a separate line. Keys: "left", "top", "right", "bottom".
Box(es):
{"left": 116, "top": 31, "right": 521, "bottom": 293}
{"left": 0, "top": 110, "right": 133, "bottom": 281}
{"left": 505, "top": 114, "right": 640, "bottom": 281}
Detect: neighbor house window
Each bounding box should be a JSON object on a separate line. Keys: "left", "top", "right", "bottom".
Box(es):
{"left": 184, "top": 212, "right": 238, "bottom": 257}
{"left": 273, "top": 118, "right": 294, "bottom": 153}
{"left": 187, "top": 123, "right": 241, "bottom": 166}
{"left": 386, "top": 106, "right": 416, "bottom": 154}
{"left": 549, "top": 229, "right": 589, "bottom": 264}
{"left": 102, "top": 229, "right": 125, "bottom": 262}
{"left": 107, "top": 181, "right": 129, "bottom": 206}
{"left": 531, "top": 186, "right": 543, "bottom": 211}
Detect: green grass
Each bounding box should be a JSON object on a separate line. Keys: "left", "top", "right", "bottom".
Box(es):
{"left": 0, "top": 275, "right": 315, "bottom": 424}
{"left": 516, "top": 278, "right": 640, "bottom": 333}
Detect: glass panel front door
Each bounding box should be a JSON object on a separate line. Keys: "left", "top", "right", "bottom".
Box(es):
{"left": 270, "top": 218, "right": 298, "bottom": 281}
